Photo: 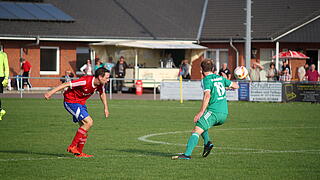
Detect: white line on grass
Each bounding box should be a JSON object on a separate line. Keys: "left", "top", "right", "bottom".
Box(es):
{"left": 137, "top": 128, "right": 320, "bottom": 153}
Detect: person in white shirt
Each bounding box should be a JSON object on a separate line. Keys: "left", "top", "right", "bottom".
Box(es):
{"left": 80, "top": 59, "right": 93, "bottom": 75}
{"left": 297, "top": 63, "right": 309, "bottom": 81}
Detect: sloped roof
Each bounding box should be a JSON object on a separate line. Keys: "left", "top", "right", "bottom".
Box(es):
{"left": 0, "top": 0, "right": 204, "bottom": 40}
{"left": 201, "top": 0, "right": 320, "bottom": 42}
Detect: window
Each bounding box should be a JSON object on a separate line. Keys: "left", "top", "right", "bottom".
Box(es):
{"left": 40, "top": 47, "right": 59, "bottom": 75}
{"left": 205, "top": 49, "right": 229, "bottom": 72}
{"left": 76, "top": 47, "right": 91, "bottom": 71}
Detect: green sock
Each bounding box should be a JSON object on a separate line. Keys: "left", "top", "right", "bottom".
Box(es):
{"left": 201, "top": 130, "right": 210, "bottom": 145}
{"left": 184, "top": 133, "right": 200, "bottom": 156}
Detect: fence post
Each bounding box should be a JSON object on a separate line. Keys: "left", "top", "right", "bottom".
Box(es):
{"left": 109, "top": 78, "right": 113, "bottom": 100}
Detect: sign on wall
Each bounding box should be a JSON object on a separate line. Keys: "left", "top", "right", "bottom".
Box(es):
{"left": 249, "top": 82, "right": 282, "bottom": 102}
{"left": 283, "top": 83, "right": 320, "bottom": 102}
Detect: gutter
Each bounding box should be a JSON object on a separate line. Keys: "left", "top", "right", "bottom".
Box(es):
{"left": 196, "top": 0, "right": 208, "bottom": 43}
{"left": 229, "top": 38, "right": 239, "bottom": 67}
{"left": 20, "top": 35, "right": 40, "bottom": 59}
{"left": 272, "top": 14, "right": 320, "bottom": 42}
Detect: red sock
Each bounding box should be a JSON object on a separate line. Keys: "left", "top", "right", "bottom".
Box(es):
{"left": 70, "top": 128, "right": 87, "bottom": 147}
{"left": 77, "top": 135, "right": 88, "bottom": 153}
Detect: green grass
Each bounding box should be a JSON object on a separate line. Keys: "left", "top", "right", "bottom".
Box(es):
{"left": 0, "top": 98, "right": 320, "bottom": 179}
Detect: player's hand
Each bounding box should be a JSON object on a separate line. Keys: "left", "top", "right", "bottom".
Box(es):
{"left": 44, "top": 92, "right": 51, "bottom": 100}
{"left": 2, "top": 78, "right": 8, "bottom": 87}
{"left": 104, "top": 108, "right": 109, "bottom": 118}
{"left": 193, "top": 112, "right": 203, "bottom": 123}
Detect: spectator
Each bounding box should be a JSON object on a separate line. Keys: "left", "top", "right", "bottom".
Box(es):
{"left": 305, "top": 64, "right": 319, "bottom": 82}
{"left": 61, "top": 70, "right": 74, "bottom": 83}
{"left": 179, "top": 60, "right": 191, "bottom": 80}
{"left": 115, "top": 56, "right": 128, "bottom": 93}
{"left": 94, "top": 58, "right": 104, "bottom": 71}
{"left": 80, "top": 59, "right": 93, "bottom": 75}
{"left": 219, "top": 63, "right": 231, "bottom": 80}
{"left": 20, "top": 58, "right": 32, "bottom": 89}
{"left": 266, "top": 62, "right": 278, "bottom": 81}
{"left": 249, "top": 62, "right": 264, "bottom": 81}
{"left": 281, "top": 60, "right": 291, "bottom": 75}
{"left": 279, "top": 69, "right": 291, "bottom": 82}
{"left": 297, "top": 63, "right": 309, "bottom": 81}
{"left": 105, "top": 57, "right": 116, "bottom": 93}
{"left": 165, "top": 53, "right": 176, "bottom": 68}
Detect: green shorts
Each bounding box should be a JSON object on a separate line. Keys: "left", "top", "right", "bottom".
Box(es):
{"left": 196, "top": 110, "right": 228, "bottom": 131}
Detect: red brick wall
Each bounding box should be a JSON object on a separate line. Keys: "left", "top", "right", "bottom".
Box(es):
{"left": 2, "top": 40, "right": 89, "bottom": 87}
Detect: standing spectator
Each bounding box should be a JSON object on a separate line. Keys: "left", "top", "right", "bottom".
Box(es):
{"left": 115, "top": 56, "right": 128, "bottom": 93}
{"left": 279, "top": 69, "right": 291, "bottom": 82}
{"left": 0, "top": 51, "right": 9, "bottom": 120}
{"left": 281, "top": 60, "right": 291, "bottom": 75}
{"left": 105, "top": 57, "right": 116, "bottom": 93}
{"left": 61, "top": 70, "right": 75, "bottom": 83}
{"left": 165, "top": 53, "right": 176, "bottom": 68}
{"left": 305, "top": 64, "right": 319, "bottom": 82}
{"left": 179, "top": 60, "right": 191, "bottom": 80}
{"left": 249, "top": 62, "right": 264, "bottom": 81}
{"left": 266, "top": 62, "right": 278, "bottom": 81}
{"left": 219, "top": 63, "right": 231, "bottom": 80}
{"left": 94, "top": 58, "right": 104, "bottom": 71}
{"left": 20, "top": 58, "right": 32, "bottom": 89}
{"left": 297, "top": 63, "right": 309, "bottom": 81}
{"left": 80, "top": 59, "right": 93, "bottom": 75}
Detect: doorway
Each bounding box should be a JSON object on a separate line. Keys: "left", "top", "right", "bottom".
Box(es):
{"left": 164, "top": 49, "right": 185, "bottom": 67}
{"left": 306, "top": 50, "right": 319, "bottom": 70}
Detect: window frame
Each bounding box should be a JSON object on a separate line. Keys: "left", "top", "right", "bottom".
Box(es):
{"left": 40, "top": 46, "right": 60, "bottom": 75}
{"left": 204, "top": 48, "right": 229, "bottom": 72}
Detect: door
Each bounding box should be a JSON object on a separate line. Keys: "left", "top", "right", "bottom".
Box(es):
{"left": 306, "top": 50, "right": 319, "bottom": 70}
{"left": 260, "top": 48, "right": 275, "bottom": 81}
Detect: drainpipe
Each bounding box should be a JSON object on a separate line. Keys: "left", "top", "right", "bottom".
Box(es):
{"left": 20, "top": 35, "right": 40, "bottom": 59}
{"left": 230, "top": 38, "right": 239, "bottom": 67}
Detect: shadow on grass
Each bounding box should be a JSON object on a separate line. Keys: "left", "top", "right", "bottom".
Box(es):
{"left": 104, "top": 148, "right": 174, "bottom": 157}
{"left": 0, "top": 150, "right": 67, "bottom": 157}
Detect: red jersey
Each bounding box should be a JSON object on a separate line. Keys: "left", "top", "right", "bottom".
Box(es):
{"left": 22, "top": 61, "right": 32, "bottom": 72}
{"left": 306, "top": 70, "right": 320, "bottom": 82}
{"left": 64, "top": 76, "right": 104, "bottom": 105}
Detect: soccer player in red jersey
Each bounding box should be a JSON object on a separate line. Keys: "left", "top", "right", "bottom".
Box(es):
{"left": 44, "top": 67, "right": 110, "bottom": 158}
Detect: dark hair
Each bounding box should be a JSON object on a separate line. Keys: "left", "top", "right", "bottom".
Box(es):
{"left": 201, "top": 59, "right": 215, "bottom": 72}
{"left": 270, "top": 62, "right": 275, "bottom": 67}
{"left": 94, "top": 67, "right": 110, "bottom": 78}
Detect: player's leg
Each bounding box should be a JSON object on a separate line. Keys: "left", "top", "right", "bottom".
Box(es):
{"left": 75, "top": 120, "right": 93, "bottom": 158}
{"left": 64, "top": 102, "right": 91, "bottom": 155}
{"left": 0, "top": 77, "right": 6, "bottom": 120}
{"left": 172, "top": 126, "right": 204, "bottom": 160}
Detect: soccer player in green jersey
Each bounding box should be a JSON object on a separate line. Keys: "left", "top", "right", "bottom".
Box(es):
{"left": 0, "top": 51, "right": 9, "bottom": 120}
{"left": 172, "top": 59, "right": 239, "bottom": 160}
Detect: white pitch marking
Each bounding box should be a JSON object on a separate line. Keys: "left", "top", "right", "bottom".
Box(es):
{"left": 137, "top": 128, "right": 320, "bottom": 153}
{"left": 0, "top": 156, "right": 72, "bottom": 162}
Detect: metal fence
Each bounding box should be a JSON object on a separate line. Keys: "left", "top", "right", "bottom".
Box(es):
{"left": 7, "top": 76, "right": 158, "bottom": 100}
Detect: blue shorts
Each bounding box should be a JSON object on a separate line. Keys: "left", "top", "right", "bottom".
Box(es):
{"left": 64, "top": 102, "right": 89, "bottom": 123}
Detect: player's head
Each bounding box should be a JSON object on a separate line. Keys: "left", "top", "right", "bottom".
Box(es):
{"left": 95, "top": 67, "right": 110, "bottom": 84}
{"left": 201, "top": 59, "right": 215, "bottom": 74}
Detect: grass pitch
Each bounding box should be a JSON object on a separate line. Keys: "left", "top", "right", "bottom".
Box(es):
{"left": 0, "top": 98, "right": 319, "bottom": 179}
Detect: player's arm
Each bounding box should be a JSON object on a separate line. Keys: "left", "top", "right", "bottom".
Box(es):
{"left": 44, "top": 82, "right": 70, "bottom": 100}
{"left": 194, "top": 90, "right": 211, "bottom": 123}
{"left": 99, "top": 92, "right": 109, "bottom": 118}
{"left": 229, "top": 82, "right": 239, "bottom": 89}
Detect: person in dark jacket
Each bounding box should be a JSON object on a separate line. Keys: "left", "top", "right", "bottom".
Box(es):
{"left": 115, "top": 56, "right": 128, "bottom": 93}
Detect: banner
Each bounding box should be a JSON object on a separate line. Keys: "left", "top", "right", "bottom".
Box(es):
{"left": 238, "top": 82, "right": 249, "bottom": 101}
{"left": 283, "top": 83, "right": 320, "bottom": 102}
{"left": 249, "top": 82, "right": 282, "bottom": 102}
{"left": 226, "top": 89, "right": 238, "bottom": 101}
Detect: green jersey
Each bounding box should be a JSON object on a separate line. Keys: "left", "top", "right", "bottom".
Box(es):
{"left": 0, "top": 51, "right": 9, "bottom": 78}
{"left": 201, "top": 73, "right": 232, "bottom": 114}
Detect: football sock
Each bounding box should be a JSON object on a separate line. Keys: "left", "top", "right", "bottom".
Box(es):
{"left": 77, "top": 135, "right": 88, "bottom": 153}
{"left": 184, "top": 132, "right": 200, "bottom": 156}
{"left": 70, "top": 127, "right": 87, "bottom": 147}
{"left": 201, "top": 130, "right": 210, "bottom": 145}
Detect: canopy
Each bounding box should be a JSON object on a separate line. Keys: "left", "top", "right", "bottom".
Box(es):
{"left": 273, "top": 50, "right": 309, "bottom": 59}
{"left": 90, "top": 40, "right": 207, "bottom": 50}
